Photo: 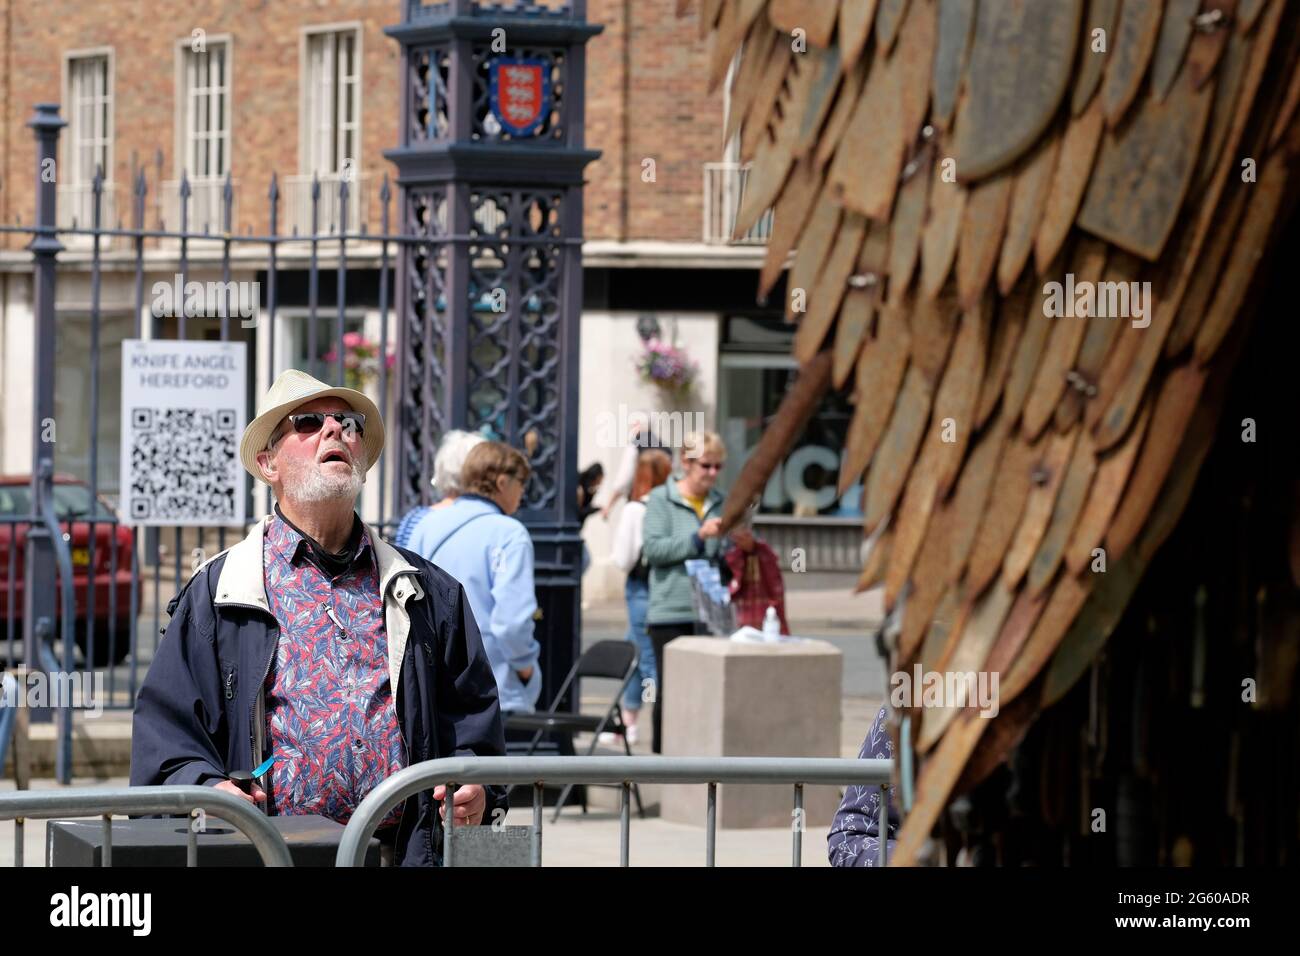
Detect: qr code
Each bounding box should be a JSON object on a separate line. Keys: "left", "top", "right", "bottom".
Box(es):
{"left": 128, "top": 408, "right": 238, "bottom": 522}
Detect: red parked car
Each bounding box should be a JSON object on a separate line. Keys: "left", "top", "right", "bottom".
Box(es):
{"left": 0, "top": 474, "right": 135, "bottom": 666}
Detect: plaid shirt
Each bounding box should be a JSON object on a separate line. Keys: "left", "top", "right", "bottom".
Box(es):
{"left": 262, "top": 512, "right": 405, "bottom": 827}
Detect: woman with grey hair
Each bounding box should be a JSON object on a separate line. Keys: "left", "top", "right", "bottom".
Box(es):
{"left": 392, "top": 429, "right": 486, "bottom": 548}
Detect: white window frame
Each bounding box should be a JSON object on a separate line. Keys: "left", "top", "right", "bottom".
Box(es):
{"left": 298, "top": 23, "right": 363, "bottom": 180}
{"left": 62, "top": 47, "right": 115, "bottom": 187}
{"left": 173, "top": 35, "right": 233, "bottom": 180}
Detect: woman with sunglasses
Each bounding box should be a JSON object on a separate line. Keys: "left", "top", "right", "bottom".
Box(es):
{"left": 640, "top": 430, "right": 728, "bottom": 754}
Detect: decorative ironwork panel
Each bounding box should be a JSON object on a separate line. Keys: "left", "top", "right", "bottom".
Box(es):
{"left": 409, "top": 45, "right": 452, "bottom": 144}
{"left": 399, "top": 186, "right": 451, "bottom": 513}
{"left": 458, "top": 189, "right": 565, "bottom": 511}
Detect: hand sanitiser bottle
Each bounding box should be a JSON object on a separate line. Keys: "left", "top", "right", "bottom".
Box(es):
{"left": 763, "top": 606, "right": 781, "bottom": 642}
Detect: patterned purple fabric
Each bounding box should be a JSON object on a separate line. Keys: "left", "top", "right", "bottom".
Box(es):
{"left": 827, "top": 704, "right": 900, "bottom": 867}
{"left": 262, "top": 515, "right": 405, "bottom": 826}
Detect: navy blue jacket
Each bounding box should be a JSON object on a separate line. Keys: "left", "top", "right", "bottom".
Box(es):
{"left": 129, "top": 517, "right": 509, "bottom": 866}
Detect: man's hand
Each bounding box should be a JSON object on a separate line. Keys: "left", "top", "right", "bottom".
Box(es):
{"left": 699, "top": 517, "right": 723, "bottom": 540}
{"left": 214, "top": 779, "right": 267, "bottom": 806}
{"left": 433, "top": 784, "right": 487, "bottom": 826}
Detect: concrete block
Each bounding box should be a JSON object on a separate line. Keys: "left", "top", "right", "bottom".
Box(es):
{"left": 661, "top": 637, "right": 842, "bottom": 829}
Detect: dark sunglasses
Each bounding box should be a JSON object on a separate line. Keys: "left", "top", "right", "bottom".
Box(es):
{"left": 272, "top": 411, "right": 366, "bottom": 446}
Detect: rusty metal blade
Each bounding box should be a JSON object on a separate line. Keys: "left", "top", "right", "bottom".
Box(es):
{"left": 886, "top": 306, "right": 988, "bottom": 603}
{"left": 885, "top": 435, "right": 943, "bottom": 610}
{"left": 1072, "top": 0, "right": 1121, "bottom": 114}
{"left": 814, "top": 51, "right": 870, "bottom": 170}
{"left": 725, "top": 25, "right": 778, "bottom": 146}
{"left": 828, "top": 41, "right": 906, "bottom": 219}
{"left": 840, "top": 0, "right": 881, "bottom": 71}
{"left": 1100, "top": 0, "right": 1164, "bottom": 125}
{"left": 1087, "top": 317, "right": 1144, "bottom": 431}
{"left": 934, "top": 301, "right": 990, "bottom": 497}
{"left": 832, "top": 287, "right": 877, "bottom": 390}
{"left": 947, "top": 406, "right": 1014, "bottom": 586}
{"left": 839, "top": 305, "right": 912, "bottom": 493}
{"left": 785, "top": 192, "right": 842, "bottom": 321}
{"left": 733, "top": 131, "right": 796, "bottom": 241}
{"left": 1105, "top": 360, "right": 1207, "bottom": 560}
{"left": 956, "top": 172, "right": 1013, "bottom": 310}
{"left": 909, "top": 283, "right": 960, "bottom": 385}
{"left": 1268, "top": 50, "right": 1300, "bottom": 149}
{"left": 759, "top": 158, "right": 823, "bottom": 301}
{"left": 975, "top": 279, "right": 1031, "bottom": 427}
{"left": 920, "top": 173, "right": 967, "bottom": 300}
{"left": 1184, "top": 0, "right": 1236, "bottom": 89}
{"left": 1022, "top": 238, "right": 1107, "bottom": 438}
{"left": 1150, "top": 0, "right": 1200, "bottom": 100}
{"left": 1080, "top": 65, "right": 1215, "bottom": 260}
{"left": 984, "top": 585, "right": 1049, "bottom": 678}
{"left": 832, "top": 218, "right": 890, "bottom": 386}
{"left": 953, "top": 0, "right": 1082, "bottom": 181}
{"left": 1238, "top": 0, "right": 1267, "bottom": 31}
{"left": 997, "top": 127, "right": 1061, "bottom": 295}
{"left": 918, "top": 580, "right": 1015, "bottom": 751}
{"left": 1034, "top": 96, "right": 1105, "bottom": 274}
{"left": 863, "top": 364, "right": 934, "bottom": 533}
{"left": 891, "top": 710, "right": 988, "bottom": 865}
{"left": 740, "top": 40, "right": 793, "bottom": 161}
{"left": 964, "top": 428, "right": 1040, "bottom": 598}
{"left": 1003, "top": 306, "right": 1053, "bottom": 425}
{"left": 933, "top": 0, "right": 979, "bottom": 130}
{"left": 1194, "top": 149, "right": 1287, "bottom": 362}
{"left": 795, "top": 212, "right": 868, "bottom": 364}
{"left": 1042, "top": 546, "right": 1145, "bottom": 707}
{"left": 887, "top": 147, "right": 931, "bottom": 303}
{"left": 1002, "top": 427, "right": 1079, "bottom": 590}
{"left": 1165, "top": 182, "right": 1249, "bottom": 357}
{"left": 1026, "top": 430, "right": 1098, "bottom": 596}
{"left": 1066, "top": 398, "right": 1151, "bottom": 574}
{"left": 1054, "top": 251, "right": 1140, "bottom": 429}
{"left": 1195, "top": 29, "right": 1250, "bottom": 189}
{"left": 1000, "top": 571, "right": 1093, "bottom": 705}
{"left": 896, "top": 0, "right": 939, "bottom": 148}
{"left": 857, "top": 524, "right": 893, "bottom": 592}
{"left": 709, "top": 0, "right": 751, "bottom": 92}
{"left": 875, "top": 0, "right": 911, "bottom": 53}
{"left": 793, "top": 46, "right": 845, "bottom": 159}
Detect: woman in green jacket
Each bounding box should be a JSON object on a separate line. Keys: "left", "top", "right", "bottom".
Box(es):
{"left": 641, "top": 431, "right": 728, "bottom": 753}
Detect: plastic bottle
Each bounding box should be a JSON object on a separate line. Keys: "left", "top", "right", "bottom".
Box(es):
{"left": 763, "top": 605, "right": 781, "bottom": 642}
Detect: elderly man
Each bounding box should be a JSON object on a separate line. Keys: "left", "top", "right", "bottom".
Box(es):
{"left": 130, "top": 369, "right": 507, "bottom": 866}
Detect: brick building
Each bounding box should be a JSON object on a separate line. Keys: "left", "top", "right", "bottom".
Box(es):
{"left": 0, "top": 0, "right": 857, "bottom": 602}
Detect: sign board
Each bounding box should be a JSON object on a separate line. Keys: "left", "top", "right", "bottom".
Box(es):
{"left": 120, "top": 339, "right": 247, "bottom": 526}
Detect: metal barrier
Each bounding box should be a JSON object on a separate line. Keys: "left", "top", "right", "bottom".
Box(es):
{"left": 0, "top": 786, "right": 294, "bottom": 867}
{"left": 337, "top": 755, "right": 893, "bottom": 868}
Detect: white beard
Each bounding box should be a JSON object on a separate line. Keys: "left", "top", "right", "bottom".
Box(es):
{"left": 281, "top": 446, "right": 367, "bottom": 504}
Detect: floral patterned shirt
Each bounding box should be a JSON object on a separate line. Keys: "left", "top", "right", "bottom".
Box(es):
{"left": 827, "top": 705, "right": 900, "bottom": 867}
{"left": 262, "top": 513, "right": 405, "bottom": 827}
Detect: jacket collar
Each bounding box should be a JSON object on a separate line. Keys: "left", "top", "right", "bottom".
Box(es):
{"left": 214, "top": 514, "right": 425, "bottom": 612}
{"left": 664, "top": 477, "right": 724, "bottom": 512}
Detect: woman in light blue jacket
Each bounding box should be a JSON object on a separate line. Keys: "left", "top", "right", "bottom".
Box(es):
{"left": 408, "top": 441, "right": 542, "bottom": 713}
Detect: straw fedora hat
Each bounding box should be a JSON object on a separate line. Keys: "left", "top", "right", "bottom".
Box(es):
{"left": 240, "top": 369, "right": 385, "bottom": 484}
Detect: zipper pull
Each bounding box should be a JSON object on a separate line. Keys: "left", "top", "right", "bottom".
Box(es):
{"left": 225, "top": 671, "right": 235, "bottom": 700}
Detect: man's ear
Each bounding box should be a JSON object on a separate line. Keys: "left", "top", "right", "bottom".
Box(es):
{"left": 256, "top": 447, "right": 278, "bottom": 483}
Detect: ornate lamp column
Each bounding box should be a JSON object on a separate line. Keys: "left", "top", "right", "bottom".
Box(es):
{"left": 386, "top": 0, "right": 602, "bottom": 710}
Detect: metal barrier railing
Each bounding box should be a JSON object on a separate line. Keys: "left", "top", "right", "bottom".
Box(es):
{"left": 0, "top": 786, "right": 294, "bottom": 867}
{"left": 337, "top": 755, "right": 894, "bottom": 868}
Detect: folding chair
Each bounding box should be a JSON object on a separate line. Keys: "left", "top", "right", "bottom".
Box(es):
{"left": 504, "top": 640, "right": 645, "bottom": 822}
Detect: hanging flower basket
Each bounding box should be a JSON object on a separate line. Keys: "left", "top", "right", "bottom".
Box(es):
{"left": 635, "top": 338, "right": 698, "bottom": 398}
{"left": 324, "top": 332, "right": 397, "bottom": 392}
